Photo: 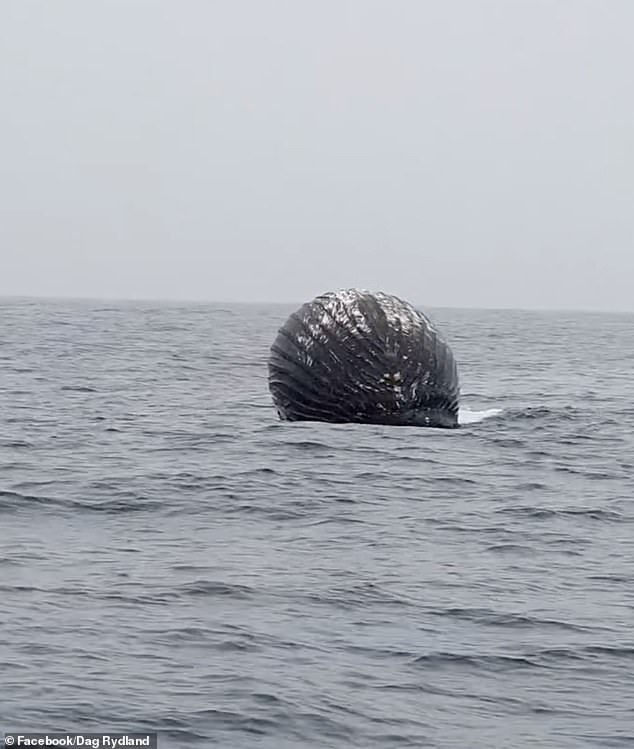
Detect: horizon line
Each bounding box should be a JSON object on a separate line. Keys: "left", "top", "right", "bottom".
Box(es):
{"left": 1, "top": 292, "right": 633, "bottom": 316}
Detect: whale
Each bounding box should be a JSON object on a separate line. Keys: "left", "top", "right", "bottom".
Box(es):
{"left": 268, "top": 289, "right": 460, "bottom": 428}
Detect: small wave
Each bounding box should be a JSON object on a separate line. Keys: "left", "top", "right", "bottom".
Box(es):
{"left": 458, "top": 407, "right": 503, "bottom": 425}
{"left": 486, "top": 543, "right": 536, "bottom": 554}
{"left": 497, "top": 506, "right": 623, "bottom": 522}
{"left": 504, "top": 405, "right": 591, "bottom": 423}
{"left": 432, "top": 607, "right": 595, "bottom": 632}
{"left": 180, "top": 580, "right": 254, "bottom": 598}
{"left": 270, "top": 439, "right": 334, "bottom": 452}
{"left": 411, "top": 651, "right": 539, "bottom": 671}
{"left": 528, "top": 645, "right": 634, "bottom": 665}
{"left": 0, "top": 489, "right": 163, "bottom": 515}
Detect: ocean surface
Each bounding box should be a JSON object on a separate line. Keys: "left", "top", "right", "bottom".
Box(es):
{"left": 1, "top": 298, "right": 633, "bottom": 749}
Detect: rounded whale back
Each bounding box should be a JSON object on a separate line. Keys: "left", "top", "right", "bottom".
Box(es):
{"left": 268, "top": 289, "right": 460, "bottom": 428}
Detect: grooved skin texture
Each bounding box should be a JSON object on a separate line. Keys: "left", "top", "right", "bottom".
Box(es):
{"left": 268, "top": 289, "right": 460, "bottom": 428}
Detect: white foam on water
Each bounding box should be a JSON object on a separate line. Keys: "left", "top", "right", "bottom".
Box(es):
{"left": 458, "top": 407, "right": 503, "bottom": 425}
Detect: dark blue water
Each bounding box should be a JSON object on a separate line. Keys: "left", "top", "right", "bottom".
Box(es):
{"left": 1, "top": 298, "right": 633, "bottom": 748}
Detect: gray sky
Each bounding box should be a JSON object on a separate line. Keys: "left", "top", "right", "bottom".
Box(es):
{"left": 1, "top": 0, "right": 633, "bottom": 311}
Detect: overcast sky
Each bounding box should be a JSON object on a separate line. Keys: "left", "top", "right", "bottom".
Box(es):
{"left": 1, "top": 0, "right": 633, "bottom": 310}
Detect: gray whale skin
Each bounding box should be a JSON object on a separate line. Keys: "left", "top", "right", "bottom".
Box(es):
{"left": 268, "top": 289, "right": 460, "bottom": 428}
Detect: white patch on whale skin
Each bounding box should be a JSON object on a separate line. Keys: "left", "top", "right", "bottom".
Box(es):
{"left": 312, "top": 289, "right": 442, "bottom": 345}
{"left": 373, "top": 293, "right": 420, "bottom": 335}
